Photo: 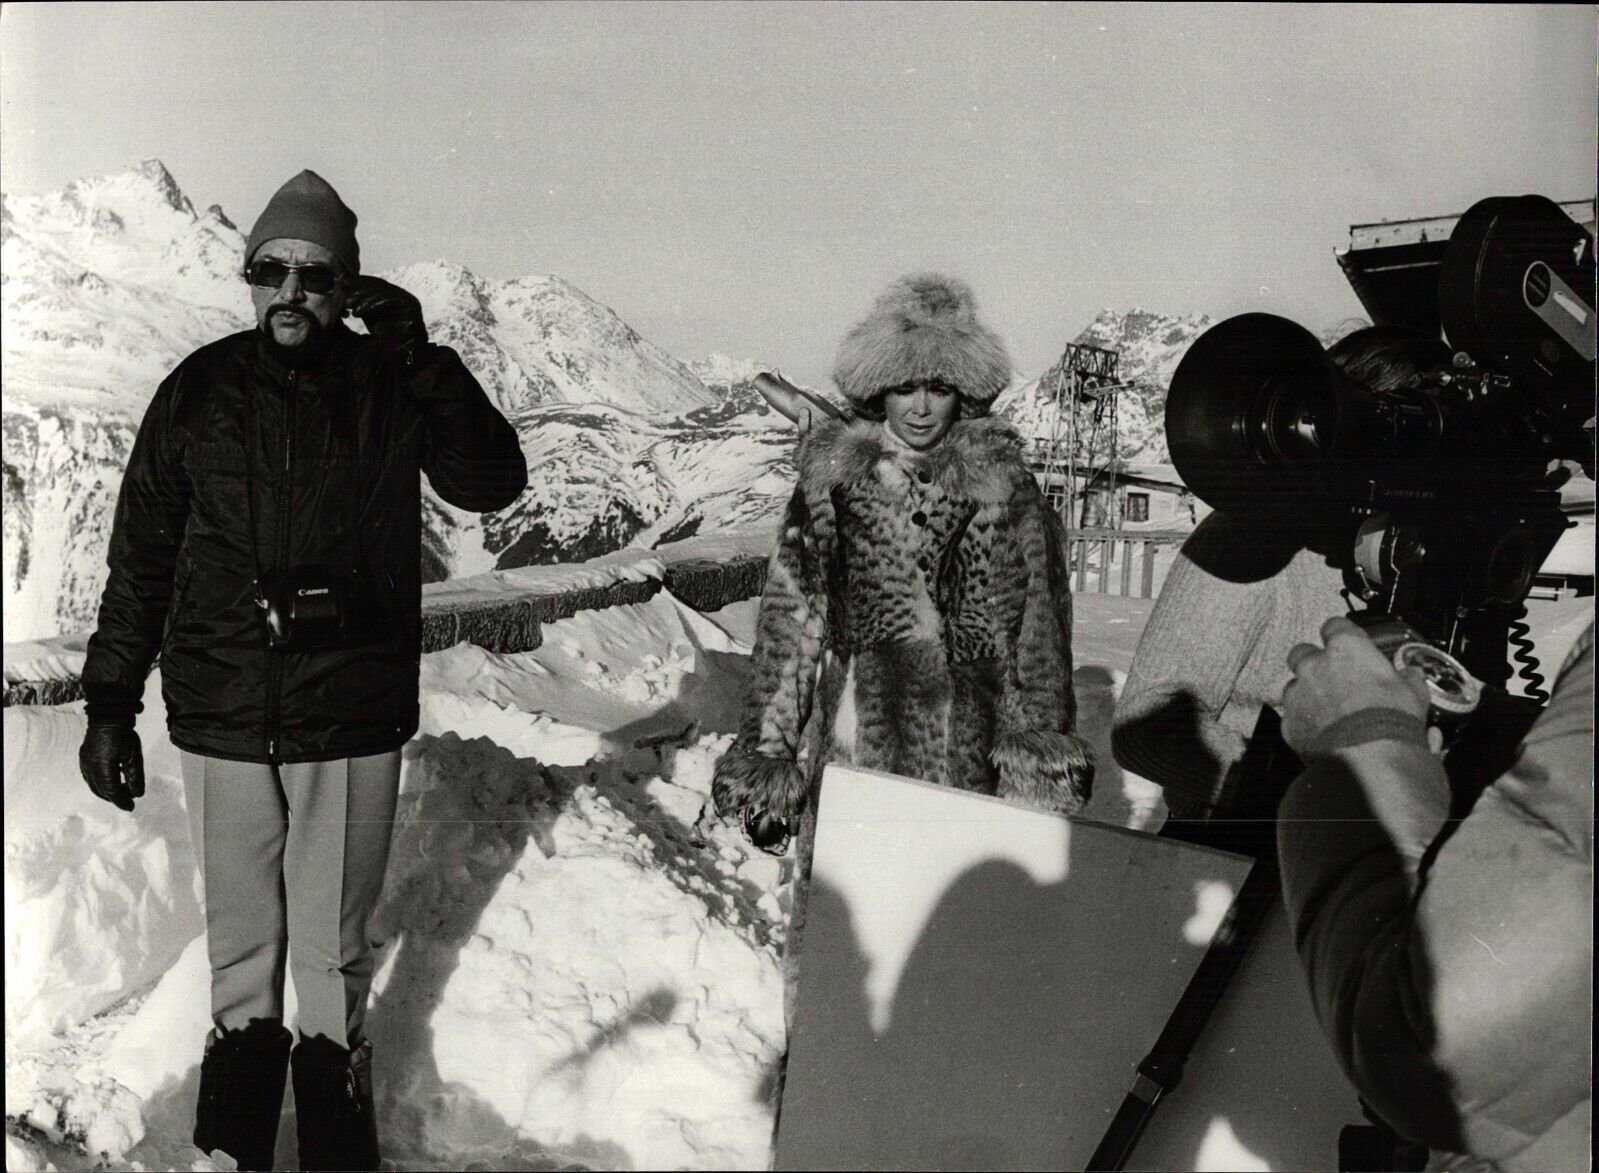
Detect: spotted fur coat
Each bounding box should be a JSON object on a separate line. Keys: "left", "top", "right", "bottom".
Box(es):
{"left": 712, "top": 414, "right": 1093, "bottom": 826}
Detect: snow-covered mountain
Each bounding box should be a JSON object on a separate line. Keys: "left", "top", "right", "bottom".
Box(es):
{"left": 2, "top": 162, "right": 785, "bottom": 640}
{"left": 389, "top": 261, "right": 714, "bottom": 417}
{"left": 994, "top": 307, "right": 1214, "bottom": 467}
{"left": 3, "top": 160, "right": 1241, "bottom": 643}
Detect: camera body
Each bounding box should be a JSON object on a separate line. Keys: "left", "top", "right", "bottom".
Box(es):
{"left": 1167, "top": 195, "right": 1594, "bottom": 688}
{"left": 254, "top": 565, "right": 389, "bottom": 653}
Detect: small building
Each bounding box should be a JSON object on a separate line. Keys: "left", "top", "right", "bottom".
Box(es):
{"left": 1035, "top": 462, "right": 1203, "bottom": 531}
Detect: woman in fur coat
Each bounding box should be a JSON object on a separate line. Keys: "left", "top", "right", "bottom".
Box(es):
{"left": 712, "top": 274, "right": 1093, "bottom": 1007}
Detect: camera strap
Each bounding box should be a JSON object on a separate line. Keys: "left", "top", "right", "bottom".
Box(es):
{"left": 243, "top": 373, "right": 268, "bottom": 609}
{"left": 241, "top": 358, "right": 370, "bottom": 603}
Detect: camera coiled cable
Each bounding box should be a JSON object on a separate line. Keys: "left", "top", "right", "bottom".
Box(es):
{"left": 1508, "top": 606, "right": 1548, "bottom": 703}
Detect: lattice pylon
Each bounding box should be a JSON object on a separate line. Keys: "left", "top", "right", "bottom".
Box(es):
{"left": 1035, "top": 343, "right": 1123, "bottom": 528}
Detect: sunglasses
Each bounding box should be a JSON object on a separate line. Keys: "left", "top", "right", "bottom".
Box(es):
{"left": 244, "top": 260, "right": 344, "bottom": 295}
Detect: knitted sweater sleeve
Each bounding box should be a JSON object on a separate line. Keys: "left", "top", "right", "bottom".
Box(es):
{"left": 1111, "top": 516, "right": 1273, "bottom": 814}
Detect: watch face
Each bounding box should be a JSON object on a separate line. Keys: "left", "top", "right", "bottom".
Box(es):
{"left": 1393, "top": 641, "right": 1481, "bottom": 716}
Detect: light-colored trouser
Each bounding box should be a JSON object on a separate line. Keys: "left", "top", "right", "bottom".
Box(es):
{"left": 180, "top": 750, "right": 401, "bottom": 1048}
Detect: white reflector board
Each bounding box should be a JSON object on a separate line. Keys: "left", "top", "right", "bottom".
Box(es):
{"left": 775, "top": 765, "right": 1255, "bottom": 1172}
{"left": 1127, "top": 896, "right": 1367, "bottom": 1172}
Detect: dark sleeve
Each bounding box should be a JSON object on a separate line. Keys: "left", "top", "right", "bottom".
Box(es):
{"left": 81, "top": 368, "right": 194, "bottom": 724}
{"left": 1278, "top": 627, "right": 1594, "bottom": 1158}
{"left": 411, "top": 344, "right": 528, "bottom": 512}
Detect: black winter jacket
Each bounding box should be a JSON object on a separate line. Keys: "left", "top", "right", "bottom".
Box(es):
{"left": 81, "top": 325, "right": 528, "bottom": 763}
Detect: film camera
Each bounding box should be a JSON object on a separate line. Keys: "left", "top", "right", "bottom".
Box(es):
{"left": 1166, "top": 194, "right": 1594, "bottom": 715}
{"left": 1086, "top": 198, "right": 1593, "bottom": 1173}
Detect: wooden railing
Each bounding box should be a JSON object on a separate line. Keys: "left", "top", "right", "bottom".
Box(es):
{"left": 5, "top": 553, "right": 774, "bottom": 707}
{"left": 1066, "top": 527, "right": 1189, "bottom": 599}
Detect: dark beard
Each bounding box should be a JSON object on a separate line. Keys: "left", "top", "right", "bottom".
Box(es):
{"left": 260, "top": 309, "right": 334, "bottom": 368}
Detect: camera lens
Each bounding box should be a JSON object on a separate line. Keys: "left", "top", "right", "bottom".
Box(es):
{"left": 1481, "top": 527, "right": 1538, "bottom": 603}
{"left": 1254, "top": 376, "right": 1334, "bottom": 463}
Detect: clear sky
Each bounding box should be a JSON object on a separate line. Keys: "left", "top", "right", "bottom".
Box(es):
{"left": 2, "top": 2, "right": 1594, "bottom": 386}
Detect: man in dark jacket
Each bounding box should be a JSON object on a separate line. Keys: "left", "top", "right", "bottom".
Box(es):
{"left": 78, "top": 170, "right": 528, "bottom": 1171}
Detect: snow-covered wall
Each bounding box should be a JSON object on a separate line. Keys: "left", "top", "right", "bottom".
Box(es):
{"left": 3, "top": 531, "right": 776, "bottom": 705}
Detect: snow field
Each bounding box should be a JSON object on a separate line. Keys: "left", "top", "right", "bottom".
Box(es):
{"left": 9, "top": 584, "right": 1583, "bottom": 1169}
{"left": 6, "top": 592, "right": 786, "bottom": 1171}
{"left": 348, "top": 730, "right": 785, "bottom": 1170}
{"left": 5, "top": 688, "right": 195, "bottom": 1044}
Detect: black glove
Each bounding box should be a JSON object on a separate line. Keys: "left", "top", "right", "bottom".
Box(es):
{"left": 79, "top": 723, "right": 145, "bottom": 812}
{"left": 741, "top": 808, "right": 793, "bottom": 856}
{"left": 344, "top": 277, "right": 427, "bottom": 361}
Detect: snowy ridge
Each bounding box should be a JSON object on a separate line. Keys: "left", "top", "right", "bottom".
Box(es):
{"left": 688, "top": 352, "right": 764, "bottom": 388}
{"left": 994, "top": 306, "right": 1214, "bottom": 466}
{"left": 1, "top": 160, "right": 246, "bottom": 316}
{"left": 387, "top": 261, "right": 715, "bottom": 418}
{"left": 490, "top": 273, "right": 712, "bottom": 415}
{"left": 3, "top": 162, "right": 789, "bottom": 641}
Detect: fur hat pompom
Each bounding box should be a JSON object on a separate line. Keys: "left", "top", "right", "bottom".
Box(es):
{"left": 832, "top": 273, "right": 1012, "bottom": 411}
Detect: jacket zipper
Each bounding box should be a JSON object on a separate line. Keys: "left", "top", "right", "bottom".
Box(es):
{"left": 265, "top": 370, "right": 296, "bottom": 761}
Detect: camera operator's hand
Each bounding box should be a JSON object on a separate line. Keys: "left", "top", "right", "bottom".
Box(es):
{"left": 79, "top": 723, "right": 145, "bottom": 812}
{"left": 345, "top": 276, "right": 427, "bottom": 359}
{"left": 1281, "top": 616, "right": 1436, "bottom": 759}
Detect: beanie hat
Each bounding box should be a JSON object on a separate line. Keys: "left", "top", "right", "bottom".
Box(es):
{"left": 244, "top": 170, "right": 360, "bottom": 274}
{"left": 832, "top": 273, "right": 1012, "bottom": 412}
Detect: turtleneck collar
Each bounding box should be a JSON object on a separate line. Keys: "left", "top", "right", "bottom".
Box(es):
{"left": 880, "top": 419, "right": 944, "bottom": 460}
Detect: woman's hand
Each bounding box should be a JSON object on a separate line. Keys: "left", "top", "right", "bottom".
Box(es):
{"left": 741, "top": 808, "right": 793, "bottom": 856}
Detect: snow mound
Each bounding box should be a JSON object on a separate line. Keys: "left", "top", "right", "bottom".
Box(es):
{"left": 358, "top": 731, "right": 785, "bottom": 1170}
{"left": 4, "top": 683, "right": 195, "bottom": 1045}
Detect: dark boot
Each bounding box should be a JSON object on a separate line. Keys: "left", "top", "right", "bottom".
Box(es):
{"left": 291, "top": 1035, "right": 380, "bottom": 1172}
{"left": 193, "top": 1020, "right": 292, "bottom": 1172}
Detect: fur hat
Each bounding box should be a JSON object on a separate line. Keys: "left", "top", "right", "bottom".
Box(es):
{"left": 832, "top": 273, "right": 1012, "bottom": 412}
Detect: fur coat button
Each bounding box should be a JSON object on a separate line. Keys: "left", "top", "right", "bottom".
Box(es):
{"left": 911, "top": 510, "right": 927, "bottom": 526}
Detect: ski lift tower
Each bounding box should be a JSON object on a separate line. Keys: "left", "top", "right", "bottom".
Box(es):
{"left": 1036, "top": 342, "right": 1125, "bottom": 529}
